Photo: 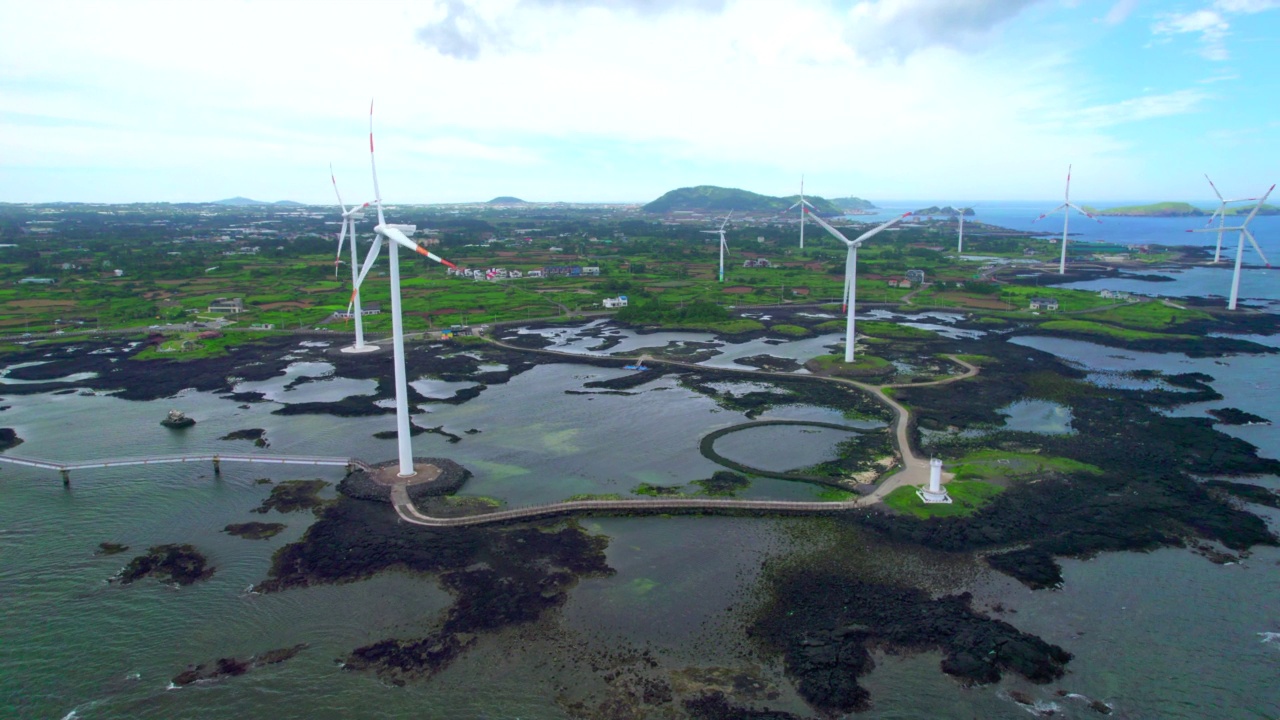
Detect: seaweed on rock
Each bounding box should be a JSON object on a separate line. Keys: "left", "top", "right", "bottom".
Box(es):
{"left": 258, "top": 497, "right": 613, "bottom": 682}
{"left": 749, "top": 572, "right": 1072, "bottom": 715}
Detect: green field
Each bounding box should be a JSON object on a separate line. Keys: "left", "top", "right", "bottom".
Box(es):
{"left": 882, "top": 480, "right": 1004, "bottom": 518}
{"left": 1037, "top": 319, "right": 1195, "bottom": 341}
{"left": 948, "top": 449, "right": 1103, "bottom": 482}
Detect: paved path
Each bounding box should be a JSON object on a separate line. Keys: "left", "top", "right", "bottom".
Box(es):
{"left": 388, "top": 336, "right": 979, "bottom": 527}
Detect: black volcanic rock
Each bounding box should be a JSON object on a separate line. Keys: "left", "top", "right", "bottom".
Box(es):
{"left": 0, "top": 427, "right": 22, "bottom": 451}
{"left": 118, "top": 544, "right": 214, "bottom": 586}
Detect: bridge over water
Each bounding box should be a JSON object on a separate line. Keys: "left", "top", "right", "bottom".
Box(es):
{"left": 0, "top": 452, "right": 362, "bottom": 484}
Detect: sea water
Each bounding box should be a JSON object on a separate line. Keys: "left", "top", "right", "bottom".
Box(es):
{"left": 3, "top": 326, "right": 1280, "bottom": 718}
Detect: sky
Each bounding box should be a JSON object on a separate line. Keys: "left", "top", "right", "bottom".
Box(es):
{"left": 1, "top": 0, "right": 1278, "bottom": 205}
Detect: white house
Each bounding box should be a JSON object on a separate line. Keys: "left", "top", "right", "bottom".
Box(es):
{"left": 603, "top": 296, "right": 629, "bottom": 309}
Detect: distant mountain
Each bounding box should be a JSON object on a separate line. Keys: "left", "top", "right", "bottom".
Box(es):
{"left": 914, "top": 205, "right": 974, "bottom": 217}
{"left": 487, "top": 196, "right": 526, "bottom": 205}
{"left": 212, "top": 197, "right": 304, "bottom": 207}
{"left": 643, "top": 185, "right": 841, "bottom": 215}
{"left": 830, "top": 196, "right": 878, "bottom": 212}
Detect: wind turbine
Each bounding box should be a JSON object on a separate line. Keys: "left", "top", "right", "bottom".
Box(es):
{"left": 1203, "top": 174, "right": 1259, "bottom": 264}
{"left": 330, "top": 166, "right": 378, "bottom": 354}
{"left": 701, "top": 212, "right": 732, "bottom": 282}
{"left": 787, "top": 175, "right": 816, "bottom": 249}
{"left": 955, "top": 205, "right": 976, "bottom": 254}
{"left": 1034, "top": 165, "right": 1100, "bottom": 274}
{"left": 1189, "top": 184, "right": 1273, "bottom": 310}
{"left": 350, "top": 101, "right": 459, "bottom": 477}
{"left": 806, "top": 210, "right": 913, "bottom": 362}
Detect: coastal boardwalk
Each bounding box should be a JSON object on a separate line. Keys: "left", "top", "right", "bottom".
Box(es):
{"left": 0, "top": 452, "right": 360, "bottom": 483}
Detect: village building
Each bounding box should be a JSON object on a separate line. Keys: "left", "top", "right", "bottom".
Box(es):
{"left": 602, "top": 296, "right": 629, "bottom": 309}
{"left": 1029, "top": 297, "right": 1059, "bottom": 311}
{"left": 207, "top": 297, "right": 245, "bottom": 314}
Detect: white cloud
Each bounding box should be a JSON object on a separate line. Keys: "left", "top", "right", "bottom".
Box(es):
{"left": 1151, "top": 0, "right": 1280, "bottom": 60}
{"left": 843, "top": 0, "right": 1045, "bottom": 61}
{"left": 1103, "top": 0, "right": 1140, "bottom": 25}
{"left": 1068, "top": 89, "right": 1209, "bottom": 128}
{"left": 0, "top": 0, "right": 1261, "bottom": 203}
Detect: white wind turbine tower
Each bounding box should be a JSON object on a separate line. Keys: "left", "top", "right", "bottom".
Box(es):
{"left": 1203, "top": 174, "right": 1259, "bottom": 264}
{"left": 701, "top": 212, "right": 732, "bottom": 282}
{"left": 1034, "top": 165, "right": 1100, "bottom": 274}
{"left": 787, "top": 175, "right": 816, "bottom": 249}
{"left": 330, "top": 166, "right": 378, "bottom": 354}
{"left": 955, "top": 205, "right": 976, "bottom": 254}
{"left": 1189, "top": 184, "right": 1273, "bottom": 310}
{"left": 350, "top": 101, "right": 459, "bottom": 477}
{"left": 806, "top": 210, "right": 913, "bottom": 362}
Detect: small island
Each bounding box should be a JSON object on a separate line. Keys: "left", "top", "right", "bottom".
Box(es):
{"left": 1208, "top": 407, "right": 1270, "bottom": 425}
{"left": 1091, "top": 202, "right": 1205, "bottom": 217}
{"left": 914, "top": 205, "right": 974, "bottom": 216}
{"left": 117, "top": 544, "right": 214, "bottom": 586}
{"left": 160, "top": 410, "right": 195, "bottom": 429}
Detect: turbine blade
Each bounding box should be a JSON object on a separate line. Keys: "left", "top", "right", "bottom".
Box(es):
{"left": 369, "top": 99, "right": 385, "bottom": 227}
{"left": 1240, "top": 184, "right": 1275, "bottom": 226}
{"left": 802, "top": 199, "right": 815, "bottom": 208}
{"left": 1068, "top": 203, "right": 1102, "bottom": 222}
{"left": 384, "top": 226, "right": 457, "bottom": 268}
{"left": 1243, "top": 228, "right": 1271, "bottom": 267}
{"left": 787, "top": 201, "right": 801, "bottom": 211}
{"left": 343, "top": 201, "right": 371, "bottom": 218}
{"left": 1205, "top": 174, "right": 1224, "bottom": 202}
{"left": 1204, "top": 208, "right": 1225, "bottom": 227}
{"left": 1065, "top": 164, "right": 1072, "bottom": 202}
{"left": 805, "top": 211, "right": 852, "bottom": 244}
{"left": 335, "top": 220, "right": 348, "bottom": 277}
{"left": 719, "top": 211, "right": 732, "bottom": 231}
{"left": 330, "top": 163, "right": 347, "bottom": 214}
{"left": 1034, "top": 204, "right": 1068, "bottom": 222}
{"left": 349, "top": 235, "right": 384, "bottom": 309}
{"left": 851, "top": 211, "right": 913, "bottom": 244}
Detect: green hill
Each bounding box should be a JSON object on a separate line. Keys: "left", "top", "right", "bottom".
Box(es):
{"left": 830, "top": 196, "right": 878, "bottom": 212}
{"left": 914, "top": 205, "right": 974, "bottom": 217}
{"left": 643, "top": 185, "right": 842, "bottom": 215}
{"left": 1091, "top": 202, "right": 1206, "bottom": 217}
{"left": 1225, "top": 203, "right": 1279, "bottom": 216}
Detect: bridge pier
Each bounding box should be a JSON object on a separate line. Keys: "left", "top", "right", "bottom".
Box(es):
{"left": 61, "top": 469, "right": 70, "bottom": 486}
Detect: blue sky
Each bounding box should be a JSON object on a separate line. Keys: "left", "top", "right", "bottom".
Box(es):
{"left": 1, "top": 0, "right": 1277, "bottom": 204}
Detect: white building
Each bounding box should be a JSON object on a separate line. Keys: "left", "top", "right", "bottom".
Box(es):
{"left": 602, "top": 296, "right": 629, "bottom": 309}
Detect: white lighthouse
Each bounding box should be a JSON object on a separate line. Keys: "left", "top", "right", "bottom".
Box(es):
{"left": 917, "top": 457, "right": 952, "bottom": 504}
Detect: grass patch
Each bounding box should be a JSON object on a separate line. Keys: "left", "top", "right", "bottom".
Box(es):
{"left": 633, "top": 483, "right": 686, "bottom": 497}
{"left": 816, "top": 487, "right": 856, "bottom": 502}
{"left": 768, "top": 324, "right": 811, "bottom": 337}
{"left": 1086, "top": 302, "right": 1211, "bottom": 330}
{"left": 564, "top": 493, "right": 624, "bottom": 502}
{"left": 882, "top": 480, "right": 1004, "bottom": 518}
{"left": 951, "top": 354, "right": 996, "bottom": 365}
{"left": 805, "top": 353, "right": 892, "bottom": 378}
{"left": 653, "top": 319, "right": 765, "bottom": 334}
{"left": 1038, "top": 320, "right": 1195, "bottom": 341}
{"left": 949, "top": 449, "right": 1103, "bottom": 482}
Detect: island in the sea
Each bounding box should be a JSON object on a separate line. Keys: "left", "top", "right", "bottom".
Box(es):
{"left": 1089, "top": 201, "right": 1280, "bottom": 217}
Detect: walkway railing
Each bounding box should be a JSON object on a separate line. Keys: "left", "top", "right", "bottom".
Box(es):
{"left": 0, "top": 452, "right": 362, "bottom": 483}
